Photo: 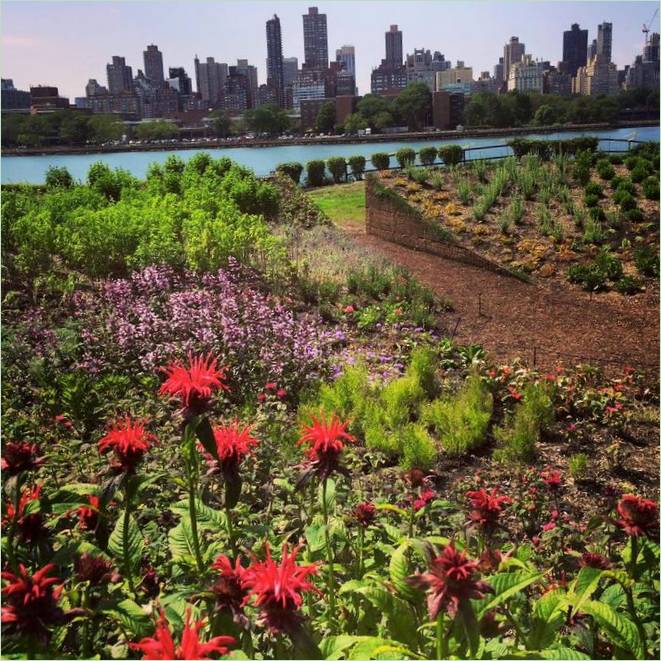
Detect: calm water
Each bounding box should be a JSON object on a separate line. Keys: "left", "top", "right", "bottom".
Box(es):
{"left": 1, "top": 125, "right": 658, "bottom": 184}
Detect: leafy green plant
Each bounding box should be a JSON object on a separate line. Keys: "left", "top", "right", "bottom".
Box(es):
{"left": 327, "top": 157, "right": 348, "bottom": 184}
{"left": 456, "top": 180, "right": 472, "bottom": 204}
{"left": 634, "top": 244, "right": 659, "bottom": 277}
{"left": 642, "top": 176, "right": 659, "bottom": 200}
{"left": 306, "top": 160, "right": 327, "bottom": 187}
{"left": 371, "top": 152, "right": 390, "bottom": 170}
{"left": 419, "top": 146, "right": 438, "bottom": 166}
{"left": 596, "top": 159, "right": 615, "bottom": 181}
{"left": 568, "top": 452, "right": 589, "bottom": 480}
{"left": 396, "top": 148, "right": 416, "bottom": 168}
{"left": 438, "top": 144, "right": 463, "bottom": 166}
{"left": 429, "top": 172, "right": 444, "bottom": 191}
{"left": 276, "top": 162, "right": 304, "bottom": 184}
{"left": 348, "top": 155, "right": 366, "bottom": 180}
{"left": 45, "top": 166, "right": 74, "bottom": 189}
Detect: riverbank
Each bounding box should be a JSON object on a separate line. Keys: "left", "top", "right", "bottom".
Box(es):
{"left": 3, "top": 119, "right": 658, "bottom": 157}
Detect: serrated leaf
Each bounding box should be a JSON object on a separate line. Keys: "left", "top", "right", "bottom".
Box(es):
{"left": 108, "top": 513, "right": 144, "bottom": 576}
{"left": 580, "top": 600, "right": 645, "bottom": 659}
{"left": 528, "top": 590, "right": 568, "bottom": 650}
{"left": 477, "top": 570, "right": 545, "bottom": 618}
{"left": 101, "top": 599, "right": 152, "bottom": 638}
{"left": 389, "top": 540, "right": 417, "bottom": 602}
{"left": 319, "top": 478, "right": 336, "bottom": 513}
{"left": 305, "top": 522, "right": 327, "bottom": 554}
{"left": 168, "top": 515, "right": 203, "bottom": 566}
{"left": 566, "top": 567, "right": 603, "bottom": 613}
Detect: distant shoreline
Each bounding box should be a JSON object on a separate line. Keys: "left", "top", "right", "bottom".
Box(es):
{"left": 3, "top": 120, "right": 658, "bottom": 157}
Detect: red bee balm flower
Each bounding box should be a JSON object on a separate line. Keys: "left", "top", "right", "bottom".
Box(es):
{"left": 210, "top": 422, "right": 258, "bottom": 468}
{"left": 352, "top": 502, "right": 377, "bottom": 527}
{"left": 210, "top": 555, "right": 249, "bottom": 616}
{"left": 413, "top": 489, "right": 436, "bottom": 512}
{"left": 616, "top": 494, "right": 659, "bottom": 538}
{"left": 1, "top": 442, "right": 43, "bottom": 476}
{"left": 160, "top": 353, "right": 229, "bottom": 415}
{"left": 466, "top": 488, "right": 511, "bottom": 533}
{"left": 130, "top": 609, "right": 234, "bottom": 660}
{"left": 407, "top": 544, "right": 492, "bottom": 619}
{"left": 298, "top": 414, "right": 355, "bottom": 480}
{"left": 98, "top": 417, "right": 153, "bottom": 472}
{"left": 541, "top": 469, "right": 562, "bottom": 491}
{"left": 242, "top": 543, "right": 318, "bottom": 633}
{"left": 580, "top": 552, "right": 611, "bottom": 570}
{"left": 74, "top": 553, "right": 116, "bottom": 586}
{"left": 1, "top": 563, "right": 64, "bottom": 640}
{"left": 4, "top": 484, "right": 46, "bottom": 545}
{"left": 77, "top": 495, "right": 100, "bottom": 531}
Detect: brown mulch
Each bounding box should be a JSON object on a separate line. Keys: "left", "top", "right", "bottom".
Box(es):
{"left": 344, "top": 224, "right": 659, "bottom": 375}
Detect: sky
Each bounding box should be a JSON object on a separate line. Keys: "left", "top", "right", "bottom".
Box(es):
{"left": 1, "top": 0, "right": 659, "bottom": 99}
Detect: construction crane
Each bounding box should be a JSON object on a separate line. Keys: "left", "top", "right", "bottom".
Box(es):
{"left": 642, "top": 7, "right": 658, "bottom": 46}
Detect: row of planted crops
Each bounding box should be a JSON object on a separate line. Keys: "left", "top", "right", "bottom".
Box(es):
{"left": 1, "top": 150, "right": 659, "bottom": 659}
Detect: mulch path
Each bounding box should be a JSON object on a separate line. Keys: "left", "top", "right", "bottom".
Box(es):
{"left": 344, "top": 223, "right": 659, "bottom": 375}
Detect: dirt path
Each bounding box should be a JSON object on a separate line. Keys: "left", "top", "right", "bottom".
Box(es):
{"left": 344, "top": 223, "right": 659, "bottom": 373}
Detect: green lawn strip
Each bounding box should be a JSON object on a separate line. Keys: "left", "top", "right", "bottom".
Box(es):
{"left": 307, "top": 182, "right": 366, "bottom": 226}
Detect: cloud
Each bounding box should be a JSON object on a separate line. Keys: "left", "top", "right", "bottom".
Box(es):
{"left": 2, "top": 34, "right": 38, "bottom": 48}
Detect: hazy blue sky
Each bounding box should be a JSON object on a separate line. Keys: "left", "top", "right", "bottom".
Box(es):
{"left": 2, "top": 0, "right": 658, "bottom": 99}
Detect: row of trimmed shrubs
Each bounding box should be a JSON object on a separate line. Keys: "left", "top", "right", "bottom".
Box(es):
{"left": 508, "top": 136, "right": 600, "bottom": 159}
{"left": 275, "top": 145, "right": 465, "bottom": 186}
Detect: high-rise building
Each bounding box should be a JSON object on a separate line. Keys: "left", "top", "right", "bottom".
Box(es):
{"left": 597, "top": 22, "right": 613, "bottom": 62}
{"left": 194, "top": 56, "right": 228, "bottom": 105}
{"left": 235, "top": 59, "right": 258, "bottom": 108}
{"left": 106, "top": 56, "right": 134, "bottom": 95}
{"left": 224, "top": 66, "right": 250, "bottom": 113}
{"left": 574, "top": 54, "right": 619, "bottom": 96}
{"left": 266, "top": 14, "right": 285, "bottom": 107}
{"left": 494, "top": 57, "right": 505, "bottom": 83}
{"left": 1, "top": 79, "right": 31, "bottom": 110}
{"left": 503, "top": 37, "right": 525, "bottom": 81}
{"left": 588, "top": 39, "right": 598, "bottom": 61}
{"left": 143, "top": 44, "right": 164, "bottom": 85}
{"left": 167, "top": 67, "right": 193, "bottom": 95}
{"left": 436, "top": 62, "right": 474, "bottom": 94}
{"left": 303, "top": 7, "right": 328, "bottom": 71}
{"left": 336, "top": 45, "right": 356, "bottom": 78}
{"left": 85, "top": 79, "right": 108, "bottom": 97}
{"left": 283, "top": 56, "right": 299, "bottom": 108}
{"left": 406, "top": 48, "right": 436, "bottom": 89}
{"left": 385, "top": 25, "right": 403, "bottom": 67}
{"left": 624, "top": 33, "right": 660, "bottom": 92}
{"left": 507, "top": 54, "right": 544, "bottom": 93}
{"left": 562, "top": 23, "right": 588, "bottom": 77}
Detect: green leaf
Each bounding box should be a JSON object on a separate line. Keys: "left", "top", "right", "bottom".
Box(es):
{"left": 194, "top": 416, "right": 218, "bottom": 460}
{"left": 100, "top": 599, "right": 152, "bottom": 639}
{"left": 389, "top": 540, "right": 417, "bottom": 602}
{"left": 375, "top": 503, "right": 409, "bottom": 518}
{"left": 528, "top": 590, "right": 568, "bottom": 650}
{"left": 108, "top": 513, "right": 144, "bottom": 576}
{"left": 305, "top": 521, "right": 327, "bottom": 554}
{"left": 168, "top": 514, "right": 204, "bottom": 566}
{"left": 566, "top": 567, "right": 603, "bottom": 613}
{"left": 319, "top": 478, "right": 336, "bottom": 513}
{"left": 580, "top": 600, "right": 645, "bottom": 659}
{"left": 477, "top": 570, "right": 545, "bottom": 618}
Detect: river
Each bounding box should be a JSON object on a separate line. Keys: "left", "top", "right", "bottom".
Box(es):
{"left": 1, "top": 125, "right": 658, "bottom": 184}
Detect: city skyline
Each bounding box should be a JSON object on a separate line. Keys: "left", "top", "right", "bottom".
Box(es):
{"left": 2, "top": 0, "right": 658, "bottom": 100}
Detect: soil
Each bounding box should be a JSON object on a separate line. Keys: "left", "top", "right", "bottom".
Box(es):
{"left": 343, "top": 221, "right": 659, "bottom": 376}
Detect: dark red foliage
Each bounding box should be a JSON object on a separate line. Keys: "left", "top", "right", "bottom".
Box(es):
{"left": 210, "top": 555, "right": 249, "bottom": 616}
{"left": 4, "top": 484, "right": 47, "bottom": 545}
{"left": 130, "top": 609, "right": 234, "bottom": 660}
{"left": 1, "top": 442, "right": 43, "bottom": 476}
{"left": 466, "top": 488, "right": 511, "bottom": 533}
{"left": 412, "top": 489, "right": 436, "bottom": 512}
{"left": 404, "top": 468, "right": 427, "bottom": 488}
{"left": 140, "top": 566, "right": 161, "bottom": 599}
{"left": 242, "top": 543, "right": 318, "bottom": 633}
{"left": 352, "top": 502, "right": 377, "bottom": 527}
{"left": 74, "top": 553, "right": 116, "bottom": 586}
{"left": 616, "top": 494, "right": 659, "bottom": 538}
{"left": 579, "top": 552, "right": 612, "bottom": 570}
{"left": 407, "top": 544, "right": 492, "bottom": 619}
{"left": 77, "top": 495, "right": 100, "bottom": 531}
{"left": 160, "top": 353, "right": 229, "bottom": 416}
{"left": 98, "top": 416, "right": 154, "bottom": 472}
{"left": 298, "top": 414, "right": 355, "bottom": 480}
{"left": 1, "top": 563, "right": 64, "bottom": 641}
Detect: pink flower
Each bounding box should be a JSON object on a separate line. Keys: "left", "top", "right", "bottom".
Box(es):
{"left": 343, "top": 305, "right": 355, "bottom": 314}
{"left": 276, "top": 388, "right": 287, "bottom": 399}
{"left": 413, "top": 489, "right": 436, "bottom": 512}
{"left": 265, "top": 382, "right": 277, "bottom": 391}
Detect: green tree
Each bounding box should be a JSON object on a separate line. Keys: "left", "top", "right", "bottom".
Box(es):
{"left": 209, "top": 110, "right": 232, "bottom": 138}
{"left": 395, "top": 82, "right": 432, "bottom": 130}
{"left": 88, "top": 114, "right": 124, "bottom": 143}
{"left": 534, "top": 104, "right": 557, "bottom": 126}
{"left": 245, "top": 104, "right": 290, "bottom": 136}
{"left": 315, "top": 101, "right": 336, "bottom": 133}
{"left": 342, "top": 113, "right": 368, "bottom": 134}
{"left": 134, "top": 120, "right": 178, "bottom": 140}
{"left": 59, "top": 113, "right": 92, "bottom": 144}
{"left": 45, "top": 166, "right": 74, "bottom": 189}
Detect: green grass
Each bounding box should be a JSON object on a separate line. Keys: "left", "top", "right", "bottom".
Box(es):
{"left": 307, "top": 181, "right": 366, "bottom": 226}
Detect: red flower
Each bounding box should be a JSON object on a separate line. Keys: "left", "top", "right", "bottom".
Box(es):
{"left": 210, "top": 555, "right": 249, "bottom": 615}
{"left": 1, "top": 442, "right": 43, "bottom": 476}
{"left": 616, "top": 494, "right": 659, "bottom": 538}
{"left": 74, "top": 553, "right": 116, "bottom": 585}
{"left": 130, "top": 609, "right": 234, "bottom": 660}
{"left": 160, "top": 353, "right": 229, "bottom": 415}
{"left": 77, "top": 495, "right": 100, "bottom": 531}
{"left": 1, "top": 563, "right": 64, "bottom": 640}
{"left": 487, "top": 370, "right": 497, "bottom": 378}
{"left": 98, "top": 416, "right": 154, "bottom": 472}
{"left": 298, "top": 414, "right": 355, "bottom": 480}
{"left": 265, "top": 382, "right": 277, "bottom": 391}
{"left": 4, "top": 484, "right": 46, "bottom": 545}
{"left": 352, "top": 502, "right": 377, "bottom": 527}
{"left": 242, "top": 543, "right": 318, "bottom": 633}
{"left": 407, "top": 544, "right": 492, "bottom": 619}
{"left": 508, "top": 387, "right": 522, "bottom": 401}
{"left": 580, "top": 552, "right": 611, "bottom": 570}
{"left": 257, "top": 392, "right": 266, "bottom": 403}
{"left": 54, "top": 414, "right": 73, "bottom": 429}
{"left": 276, "top": 388, "right": 287, "bottom": 399}
{"left": 541, "top": 469, "right": 562, "bottom": 491}
{"left": 413, "top": 489, "right": 436, "bottom": 512}
{"left": 404, "top": 468, "right": 427, "bottom": 488}
{"left": 343, "top": 305, "right": 355, "bottom": 314}
{"left": 207, "top": 421, "right": 258, "bottom": 468}
{"left": 466, "top": 488, "right": 511, "bottom": 533}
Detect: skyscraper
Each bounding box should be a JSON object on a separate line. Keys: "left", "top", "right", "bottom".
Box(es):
{"left": 503, "top": 37, "right": 525, "bottom": 81}
{"left": 385, "top": 25, "right": 403, "bottom": 67}
{"left": 167, "top": 67, "right": 192, "bottom": 95}
{"left": 562, "top": 23, "right": 588, "bottom": 77}
{"left": 336, "top": 45, "right": 356, "bottom": 78}
{"left": 235, "top": 59, "right": 258, "bottom": 108}
{"left": 106, "top": 56, "right": 134, "bottom": 94}
{"left": 194, "top": 56, "right": 227, "bottom": 105}
{"left": 266, "top": 14, "right": 285, "bottom": 107}
{"left": 283, "top": 57, "right": 299, "bottom": 87}
{"left": 302, "top": 7, "right": 328, "bottom": 71}
{"left": 597, "top": 22, "right": 613, "bottom": 62}
{"left": 143, "top": 44, "right": 164, "bottom": 85}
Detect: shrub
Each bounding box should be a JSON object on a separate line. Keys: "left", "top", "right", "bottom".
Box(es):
{"left": 584, "top": 193, "right": 600, "bottom": 208}
{"left": 594, "top": 249, "right": 623, "bottom": 280}
{"left": 609, "top": 153, "right": 623, "bottom": 165}
{"left": 494, "top": 383, "right": 553, "bottom": 463}
{"left": 276, "top": 162, "right": 304, "bottom": 184}
{"left": 407, "top": 346, "right": 438, "bottom": 399}
{"left": 630, "top": 163, "right": 652, "bottom": 183}
{"left": 348, "top": 155, "right": 366, "bottom": 180}
{"left": 614, "top": 178, "right": 636, "bottom": 196}
{"left": 624, "top": 156, "right": 640, "bottom": 171}
{"left": 588, "top": 206, "right": 605, "bottom": 222}
{"left": 380, "top": 374, "right": 425, "bottom": 429}
{"left": 617, "top": 191, "right": 637, "bottom": 211}
{"left": 572, "top": 151, "right": 592, "bottom": 186}
{"left": 429, "top": 172, "right": 444, "bottom": 191}
{"left": 407, "top": 166, "right": 430, "bottom": 185}
{"left": 615, "top": 275, "right": 642, "bottom": 295}
{"left": 567, "top": 263, "right": 608, "bottom": 291}
{"left": 400, "top": 424, "right": 438, "bottom": 470}
{"left": 457, "top": 180, "right": 472, "bottom": 204}
{"left": 584, "top": 181, "right": 603, "bottom": 198}
{"left": 306, "top": 159, "right": 326, "bottom": 187}
{"left": 471, "top": 159, "right": 489, "bottom": 183}
{"left": 438, "top": 144, "right": 463, "bottom": 166}
{"left": 625, "top": 208, "right": 644, "bottom": 223}
{"left": 582, "top": 217, "right": 605, "bottom": 244}
{"left": 505, "top": 196, "right": 525, "bottom": 225}
{"left": 596, "top": 159, "right": 615, "bottom": 181}
{"left": 568, "top": 453, "right": 589, "bottom": 480}
{"left": 642, "top": 176, "right": 660, "bottom": 200}
{"left": 419, "top": 146, "right": 438, "bottom": 166}
{"left": 422, "top": 375, "right": 493, "bottom": 457}
{"left": 395, "top": 147, "right": 416, "bottom": 168}
{"left": 634, "top": 245, "right": 659, "bottom": 277}
{"left": 45, "top": 166, "right": 74, "bottom": 189}
{"left": 371, "top": 152, "right": 390, "bottom": 170}
{"left": 327, "top": 157, "right": 348, "bottom": 184}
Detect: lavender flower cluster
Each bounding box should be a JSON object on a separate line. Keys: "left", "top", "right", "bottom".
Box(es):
{"left": 71, "top": 261, "right": 332, "bottom": 399}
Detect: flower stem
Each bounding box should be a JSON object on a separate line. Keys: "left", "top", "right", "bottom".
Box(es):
{"left": 436, "top": 612, "right": 447, "bottom": 660}
{"left": 188, "top": 472, "right": 205, "bottom": 574}
{"left": 122, "top": 488, "right": 135, "bottom": 594}
{"left": 321, "top": 479, "right": 337, "bottom": 633}
{"left": 225, "top": 498, "right": 236, "bottom": 555}
{"left": 358, "top": 527, "right": 365, "bottom": 578}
